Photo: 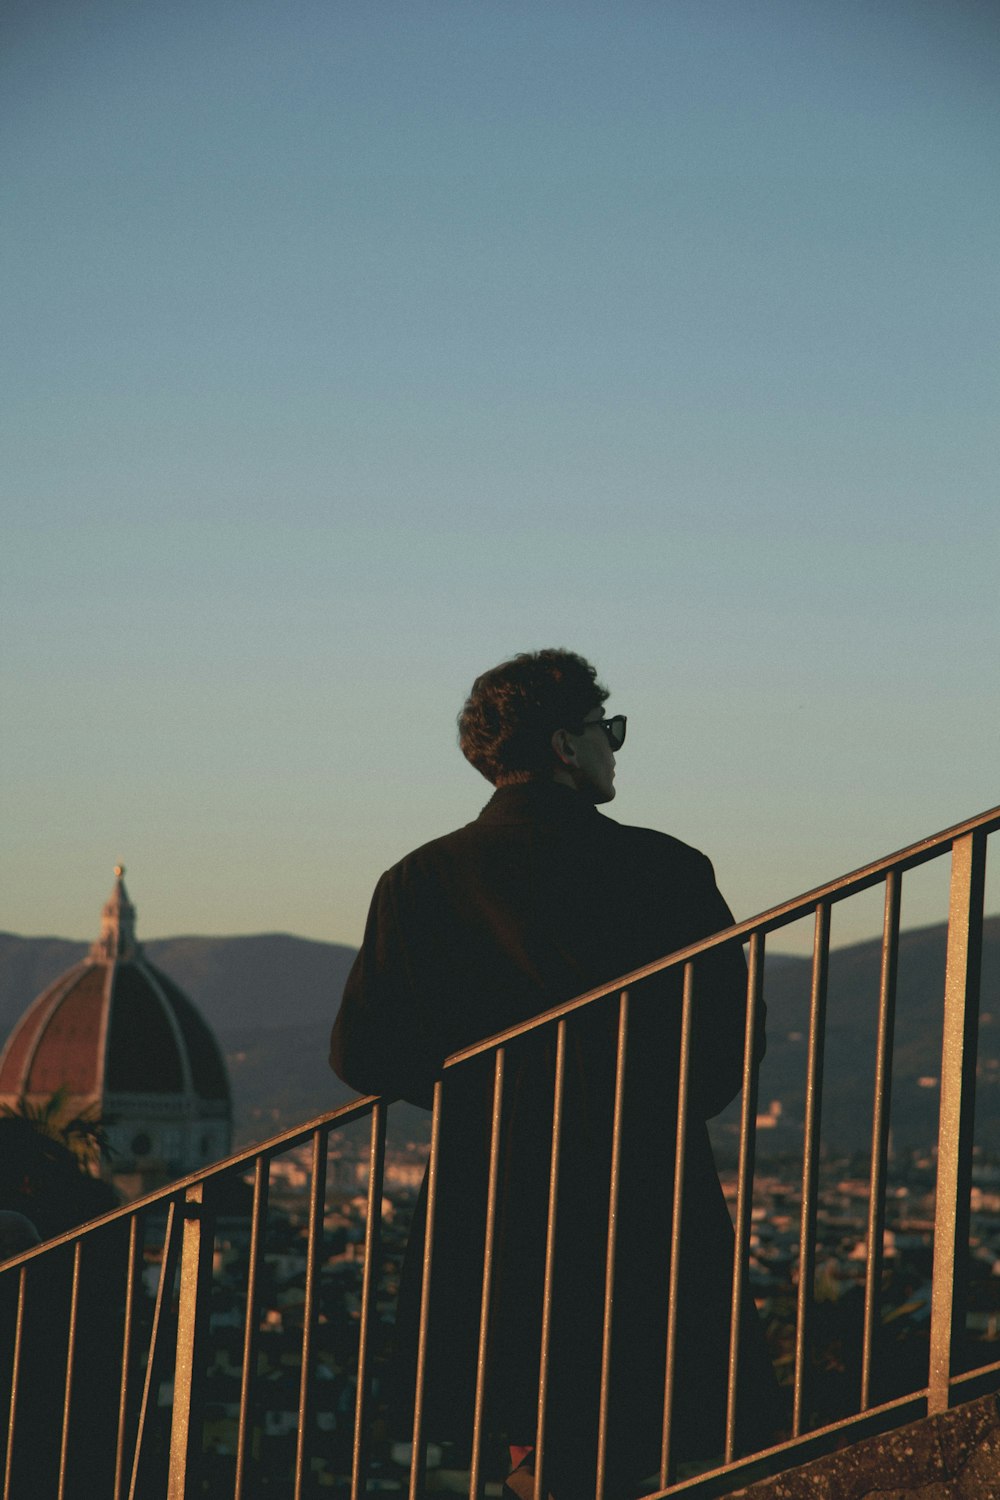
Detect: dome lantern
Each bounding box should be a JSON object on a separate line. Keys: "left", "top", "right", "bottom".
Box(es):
{"left": 90, "top": 864, "right": 139, "bottom": 963}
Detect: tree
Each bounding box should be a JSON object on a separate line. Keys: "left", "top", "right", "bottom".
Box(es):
{"left": 0, "top": 1089, "right": 118, "bottom": 1241}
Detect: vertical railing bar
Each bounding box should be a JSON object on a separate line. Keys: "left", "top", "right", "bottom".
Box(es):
{"left": 793, "top": 900, "right": 830, "bottom": 1439}
{"left": 56, "top": 1239, "right": 83, "bottom": 1500}
{"left": 534, "top": 1019, "right": 568, "bottom": 1500}
{"left": 928, "top": 829, "right": 986, "bottom": 1414}
{"left": 861, "top": 871, "right": 901, "bottom": 1411}
{"left": 129, "top": 1199, "right": 180, "bottom": 1500}
{"left": 168, "top": 1180, "right": 216, "bottom": 1500}
{"left": 660, "top": 962, "right": 696, "bottom": 1488}
{"left": 3, "top": 1266, "right": 27, "bottom": 1500}
{"left": 725, "top": 933, "right": 764, "bottom": 1462}
{"left": 595, "top": 991, "right": 630, "bottom": 1500}
{"left": 113, "top": 1214, "right": 143, "bottom": 1500}
{"left": 235, "top": 1155, "right": 270, "bottom": 1500}
{"left": 409, "top": 1080, "right": 444, "bottom": 1500}
{"left": 468, "top": 1051, "right": 505, "bottom": 1500}
{"left": 294, "top": 1128, "right": 330, "bottom": 1500}
{"left": 351, "top": 1103, "right": 387, "bottom": 1500}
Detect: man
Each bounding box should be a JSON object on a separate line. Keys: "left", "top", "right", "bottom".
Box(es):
{"left": 330, "top": 649, "right": 778, "bottom": 1497}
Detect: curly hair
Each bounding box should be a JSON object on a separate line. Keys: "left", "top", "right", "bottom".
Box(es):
{"left": 458, "top": 648, "right": 609, "bottom": 786}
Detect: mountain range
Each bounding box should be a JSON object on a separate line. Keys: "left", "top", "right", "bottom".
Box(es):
{"left": 1, "top": 917, "right": 997, "bottom": 1155}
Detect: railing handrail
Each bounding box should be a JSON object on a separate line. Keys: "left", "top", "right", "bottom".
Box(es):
{"left": 1, "top": 800, "right": 997, "bottom": 1277}
{"left": 0, "top": 1094, "right": 381, "bottom": 1273}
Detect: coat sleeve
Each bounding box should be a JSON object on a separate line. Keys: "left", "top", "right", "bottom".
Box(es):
{"left": 329, "top": 868, "right": 443, "bottom": 1108}
{"left": 687, "top": 854, "right": 765, "bottom": 1120}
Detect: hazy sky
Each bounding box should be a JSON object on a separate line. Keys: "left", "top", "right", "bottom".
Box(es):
{"left": 3, "top": 0, "right": 998, "bottom": 957}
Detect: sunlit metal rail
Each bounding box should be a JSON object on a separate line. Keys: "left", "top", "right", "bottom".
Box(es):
{"left": 1, "top": 803, "right": 998, "bottom": 1499}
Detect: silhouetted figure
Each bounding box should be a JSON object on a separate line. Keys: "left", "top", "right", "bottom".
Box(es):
{"left": 331, "top": 649, "right": 780, "bottom": 1496}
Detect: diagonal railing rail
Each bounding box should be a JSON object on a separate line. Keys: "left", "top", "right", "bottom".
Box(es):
{"left": 1, "top": 803, "right": 998, "bottom": 1500}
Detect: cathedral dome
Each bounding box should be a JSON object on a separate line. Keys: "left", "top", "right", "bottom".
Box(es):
{"left": 0, "top": 869, "right": 232, "bottom": 1189}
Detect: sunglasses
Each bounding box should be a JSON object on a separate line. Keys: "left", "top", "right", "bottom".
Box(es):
{"left": 580, "top": 714, "right": 627, "bottom": 751}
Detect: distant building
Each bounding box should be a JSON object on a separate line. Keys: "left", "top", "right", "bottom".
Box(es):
{"left": 0, "top": 868, "right": 232, "bottom": 1198}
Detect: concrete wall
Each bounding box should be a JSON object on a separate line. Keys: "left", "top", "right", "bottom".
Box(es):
{"left": 724, "top": 1392, "right": 1000, "bottom": 1500}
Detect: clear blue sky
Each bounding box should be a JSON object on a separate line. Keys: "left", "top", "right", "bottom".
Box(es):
{"left": 3, "top": 0, "right": 998, "bottom": 957}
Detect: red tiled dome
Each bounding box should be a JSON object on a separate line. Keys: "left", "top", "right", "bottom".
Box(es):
{"left": 0, "top": 870, "right": 231, "bottom": 1187}
{"left": 0, "top": 963, "right": 108, "bottom": 1098}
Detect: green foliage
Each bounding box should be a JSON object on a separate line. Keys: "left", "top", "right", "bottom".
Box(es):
{"left": 0, "top": 1086, "right": 113, "bottom": 1173}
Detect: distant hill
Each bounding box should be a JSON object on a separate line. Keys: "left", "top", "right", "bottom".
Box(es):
{"left": 712, "top": 912, "right": 1000, "bottom": 1160}
{"left": 2, "top": 918, "right": 998, "bottom": 1154}
{"left": 0, "top": 931, "right": 357, "bottom": 1035}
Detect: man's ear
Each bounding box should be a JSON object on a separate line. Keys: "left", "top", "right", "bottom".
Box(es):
{"left": 551, "top": 727, "right": 577, "bottom": 767}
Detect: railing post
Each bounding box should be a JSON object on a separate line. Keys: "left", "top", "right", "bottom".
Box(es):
{"left": 352, "top": 1104, "right": 387, "bottom": 1500}
{"left": 410, "top": 1081, "right": 444, "bottom": 1500}
{"left": 129, "top": 1202, "right": 180, "bottom": 1500}
{"left": 57, "top": 1242, "right": 82, "bottom": 1500}
{"left": 295, "top": 1128, "right": 330, "bottom": 1500}
{"left": 595, "top": 992, "right": 629, "bottom": 1500}
{"left": 928, "top": 830, "right": 986, "bottom": 1414}
{"left": 3, "top": 1267, "right": 27, "bottom": 1500}
{"left": 114, "top": 1216, "right": 143, "bottom": 1500}
{"left": 793, "top": 900, "right": 830, "bottom": 1438}
{"left": 660, "top": 963, "right": 696, "bottom": 1487}
{"left": 726, "top": 933, "right": 764, "bottom": 1461}
{"left": 235, "top": 1159, "right": 269, "bottom": 1500}
{"left": 535, "top": 1020, "right": 568, "bottom": 1500}
{"left": 861, "top": 870, "right": 901, "bottom": 1411}
{"left": 167, "top": 1182, "right": 214, "bottom": 1500}
{"left": 469, "top": 1055, "right": 504, "bottom": 1500}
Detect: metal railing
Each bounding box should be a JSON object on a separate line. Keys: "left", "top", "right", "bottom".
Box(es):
{"left": 1, "top": 803, "right": 998, "bottom": 1500}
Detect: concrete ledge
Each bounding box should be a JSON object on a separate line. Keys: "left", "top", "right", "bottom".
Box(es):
{"left": 723, "top": 1392, "right": 1000, "bottom": 1500}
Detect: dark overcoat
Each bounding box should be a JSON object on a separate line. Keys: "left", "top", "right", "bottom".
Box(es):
{"left": 330, "top": 782, "right": 778, "bottom": 1487}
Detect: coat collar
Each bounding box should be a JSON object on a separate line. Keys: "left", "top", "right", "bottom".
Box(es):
{"left": 477, "top": 781, "right": 603, "bottom": 826}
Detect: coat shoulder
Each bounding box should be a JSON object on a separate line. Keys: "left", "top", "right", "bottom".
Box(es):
{"left": 375, "top": 808, "right": 717, "bottom": 894}
{"left": 600, "top": 816, "right": 716, "bottom": 874}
